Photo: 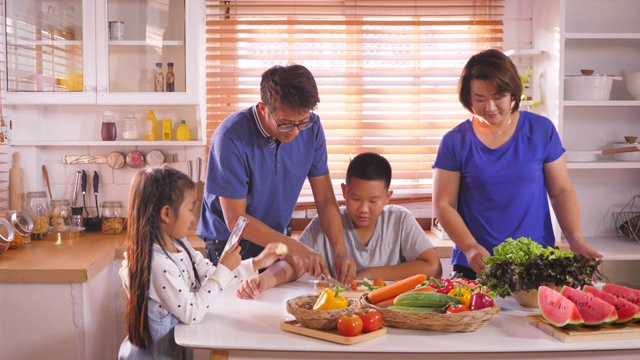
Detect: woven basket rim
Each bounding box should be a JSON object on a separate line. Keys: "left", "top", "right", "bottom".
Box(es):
{"left": 286, "top": 294, "right": 356, "bottom": 330}
{"left": 359, "top": 294, "right": 500, "bottom": 332}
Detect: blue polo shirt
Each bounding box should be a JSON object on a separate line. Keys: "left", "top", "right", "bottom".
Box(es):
{"left": 432, "top": 111, "right": 565, "bottom": 268}
{"left": 197, "top": 106, "right": 329, "bottom": 246}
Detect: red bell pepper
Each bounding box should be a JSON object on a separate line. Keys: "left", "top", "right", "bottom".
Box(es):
{"left": 469, "top": 292, "right": 494, "bottom": 311}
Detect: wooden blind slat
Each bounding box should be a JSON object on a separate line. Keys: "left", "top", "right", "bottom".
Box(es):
{"left": 205, "top": 0, "right": 504, "bottom": 200}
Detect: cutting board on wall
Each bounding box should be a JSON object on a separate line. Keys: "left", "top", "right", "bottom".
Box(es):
{"left": 9, "top": 152, "right": 24, "bottom": 210}
{"left": 526, "top": 315, "right": 640, "bottom": 342}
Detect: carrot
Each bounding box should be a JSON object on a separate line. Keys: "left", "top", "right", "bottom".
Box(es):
{"left": 374, "top": 297, "right": 397, "bottom": 308}
{"left": 366, "top": 274, "right": 428, "bottom": 304}
{"left": 410, "top": 285, "right": 435, "bottom": 293}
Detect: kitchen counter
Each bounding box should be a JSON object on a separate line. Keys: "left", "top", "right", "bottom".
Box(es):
{"left": 0, "top": 232, "right": 205, "bottom": 283}
{"left": 175, "top": 279, "right": 640, "bottom": 360}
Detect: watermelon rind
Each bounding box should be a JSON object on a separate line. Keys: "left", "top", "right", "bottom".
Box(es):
{"left": 560, "top": 286, "right": 618, "bottom": 326}
{"left": 538, "top": 285, "right": 583, "bottom": 327}
{"left": 602, "top": 283, "right": 640, "bottom": 307}
{"left": 584, "top": 285, "right": 640, "bottom": 324}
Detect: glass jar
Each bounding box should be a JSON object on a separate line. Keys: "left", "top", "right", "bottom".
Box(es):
{"left": 0, "top": 218, "right": 15, "bottom": 256}
{"left": 26, "top": 191, "right": 50, "bottom": 240}
{"left": 0, "top": 210, "right": 34, "bottom": 249}
{"left": 101, "top": 201, "right": 126, "bottom": 235}
{"left": 122, "top": 112, "right": 139, "bottom": 140}
{"left": 101, "top": 111, "right": 117, "bottom": 141}
{"left": 50, "top": 199, "right": 72, "bottom": 233}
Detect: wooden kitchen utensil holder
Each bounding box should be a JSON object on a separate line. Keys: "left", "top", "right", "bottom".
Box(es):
{"left": 612, "top": 194, "right": 640, "bottom": 242}
{"left": 358, "top": 294, "right": 500, "bottom": 332}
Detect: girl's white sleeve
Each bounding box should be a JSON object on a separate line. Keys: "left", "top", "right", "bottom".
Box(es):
{"left": 148, "top": 244, "right": 258, "bottom": 325}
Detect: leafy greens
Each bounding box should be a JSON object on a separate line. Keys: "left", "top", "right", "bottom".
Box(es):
{"left": 477, "top": 237, "right": 601, "bottom": 298}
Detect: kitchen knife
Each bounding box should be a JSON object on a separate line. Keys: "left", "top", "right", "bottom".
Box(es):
{"left": 223, "top": 216, "right": 249, "bottom": 251}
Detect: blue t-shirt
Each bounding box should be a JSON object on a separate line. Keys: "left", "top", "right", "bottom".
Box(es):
{"left": 197, "top": 106, "right": 329, "bottom": 245}
{"left": 432, "top": 111, "right": 565, "bottom": 268}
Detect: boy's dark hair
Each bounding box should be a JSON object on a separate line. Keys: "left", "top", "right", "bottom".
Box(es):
{"left": 123, "top": 165, "right": 195, "bottom": 349}
{"left": 346, "top": 152, "right": 392, "bottom": 190}
{"left": 458, "top": 48, "right": 522, "bottom": 114}
{"left": 260, "top": 64, "right": 320, "bottom": 113}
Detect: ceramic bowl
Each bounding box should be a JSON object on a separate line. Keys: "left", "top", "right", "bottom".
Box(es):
{"left": 625, "top": 71, "right": 640, "bottom": 100}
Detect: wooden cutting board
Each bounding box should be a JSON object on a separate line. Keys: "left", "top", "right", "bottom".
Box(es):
{"left": 9, "top": 152, "right": 24, "bottom": 210}
{"left": 281, "top": 320, "right": 386, "bottom": 345}
{"left": 526, "top": 315, "right": 640, "bottom": 342}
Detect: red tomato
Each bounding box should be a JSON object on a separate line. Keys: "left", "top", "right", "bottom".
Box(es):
{"left": 373, "top": 277, "right": 385, "bottom": 287}
{"left": 357, "top": 308, "right": 383, "bottom": 333}
{"left": 337, "top": 311, "right": 363, "bottom": 337}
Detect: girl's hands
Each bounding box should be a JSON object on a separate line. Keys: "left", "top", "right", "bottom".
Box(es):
{"left": 218, "top": 241, "right": 242, "bottom": 271}
{"left": 237, "top": 277, "right": 265, "bottom": 299}
{"left": 253, "top": 242, "right": 288, "bottom": 271}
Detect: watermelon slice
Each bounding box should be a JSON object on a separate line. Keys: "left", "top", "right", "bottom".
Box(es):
{"left": 584, "top": 285, "right": 640, "bottom": 323}
{"left": 560, "top": 286, "right": 618, "bottom": 325}
{"left": 602, "top": 283, "right": 640, "bottom": 307}
{"left": 538, "top": 285, "right": 583, "bottom": 327}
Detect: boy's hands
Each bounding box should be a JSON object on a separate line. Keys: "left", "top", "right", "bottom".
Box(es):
{"left": 218, "top": 241, "right": 242, "bottom": 271}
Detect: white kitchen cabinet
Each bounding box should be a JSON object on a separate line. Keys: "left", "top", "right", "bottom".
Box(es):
{"left": 533, "top": 0, "right": 640, "bottom": 257}
{"left": 1, "top": 0, "right": 205, "bottom": 145}
{"left": 3, "top": 0, "right": 199, "bottom": 106}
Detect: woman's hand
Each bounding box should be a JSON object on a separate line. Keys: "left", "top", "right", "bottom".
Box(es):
{"left": 236, "top": 277, "right": 265, "bottom": 299}
{"left": 464, "top": 243, "right": 491, "bottom": 274}
{"left": 218, "top": 241, "right": 242, "bottom": 271}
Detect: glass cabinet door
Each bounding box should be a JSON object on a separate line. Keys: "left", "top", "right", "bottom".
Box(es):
{"left": 4, "top": 0, "right": 86, "bottom": 94}
{"left": 97, "top": 0, "right": 195, "bottom": 104}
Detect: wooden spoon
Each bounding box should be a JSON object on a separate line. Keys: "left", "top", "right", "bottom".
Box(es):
{"left": 42, "top": 165, "right": 53, "bottom": 199}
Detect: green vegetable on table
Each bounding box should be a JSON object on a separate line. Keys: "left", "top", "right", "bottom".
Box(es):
{"left": 477, "top": 237, "right": 601, "bottom": 298}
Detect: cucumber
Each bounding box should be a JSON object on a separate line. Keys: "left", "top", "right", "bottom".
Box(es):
{"left": 387, "top": 306, "right": 444, "bottom": 313}
{"left": 393, "top": 292, "right": 460, "bottom": 308}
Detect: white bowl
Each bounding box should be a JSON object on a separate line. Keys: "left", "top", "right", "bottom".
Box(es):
{"left": 625, "top": 71, "right": 640, "bottom": 100}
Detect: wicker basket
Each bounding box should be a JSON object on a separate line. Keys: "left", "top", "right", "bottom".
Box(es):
{"left": 285, "top": 294, "right": 357, "bottom": 330}
{"left": 358, "top": 294, "right": 500, "bottom": 332}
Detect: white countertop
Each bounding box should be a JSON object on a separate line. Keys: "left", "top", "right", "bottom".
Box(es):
{"left": 175, "top": 279, "right": 640, "bottom": 358}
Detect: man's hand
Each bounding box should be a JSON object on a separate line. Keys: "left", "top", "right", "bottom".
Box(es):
{"left": 289, "top": 242, "right": 329, "bottom": 278}
{"left": 333, "top": 254, "right": 356, "bottom": 284}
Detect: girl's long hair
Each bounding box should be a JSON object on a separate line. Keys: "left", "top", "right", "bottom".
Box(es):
{"left": 124, "top": 165, "right": 195, "bottom": 348}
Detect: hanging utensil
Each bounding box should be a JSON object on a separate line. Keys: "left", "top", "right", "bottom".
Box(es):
{"left": 81, "top": 170, "right": 89, "bottom": 217}
{"left": 93, "top": 171, "right": 100, "bottom": 218}
{"left": 42, "top": 164, "right": 53, "bottom": 199}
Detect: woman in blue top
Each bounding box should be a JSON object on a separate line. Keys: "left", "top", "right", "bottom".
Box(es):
{"left": 432, "top": 49, "right": 602, "bottom": 280}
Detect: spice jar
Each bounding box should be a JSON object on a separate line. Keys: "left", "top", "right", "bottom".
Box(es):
{"left": 122, "top": 112, "right": 140, "bottom": 140}
{"left": 101, "top": 201, "right": 125, "bottom": 235}
{"left": 0, "top": 218, "right": 15, "bottom": 256}
{"left": 0, "top": 210, "right": 34, "bottom": 249}
{"left": 50, "top": 199, "right": 72, "bottom": 233}
{"left": 26, "top": 191, "right": 50, "bottom": 239}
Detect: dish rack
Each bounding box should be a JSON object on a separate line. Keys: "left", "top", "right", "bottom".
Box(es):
{"left": 612, "top": 195, "right": 640, "bottom": 242}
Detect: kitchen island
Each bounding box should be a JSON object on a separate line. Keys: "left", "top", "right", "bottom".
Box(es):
{"left": 175, "top": 279, "right": 640, "bottom": 360}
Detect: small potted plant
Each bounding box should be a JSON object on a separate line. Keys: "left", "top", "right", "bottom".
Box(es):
{"left": 477, "top": 237, "right": 601, "bottom": 307}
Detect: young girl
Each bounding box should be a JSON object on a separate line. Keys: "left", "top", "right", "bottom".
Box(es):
{"left": 118, "top": 166, "right": 284, "bottom": 359}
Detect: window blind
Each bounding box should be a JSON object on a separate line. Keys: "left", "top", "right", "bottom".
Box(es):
{"left": 205, "top": 0, "right": 504, "bottom": 203}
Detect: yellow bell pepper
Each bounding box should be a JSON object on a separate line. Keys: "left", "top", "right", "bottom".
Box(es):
{"left": 448, "top": 283, "right": 471, "bottom": 307}
{"left": 313, "top": 286, "right": 349, "bottom": 311}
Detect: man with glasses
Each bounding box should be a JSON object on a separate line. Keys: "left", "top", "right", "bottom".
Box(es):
{"left": 197, "top": 64, "right": 357, "bottom": 284}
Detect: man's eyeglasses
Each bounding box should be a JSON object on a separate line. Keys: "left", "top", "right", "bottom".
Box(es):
{"left": 266, "top": 107, "right": 315, "bottom": 133}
